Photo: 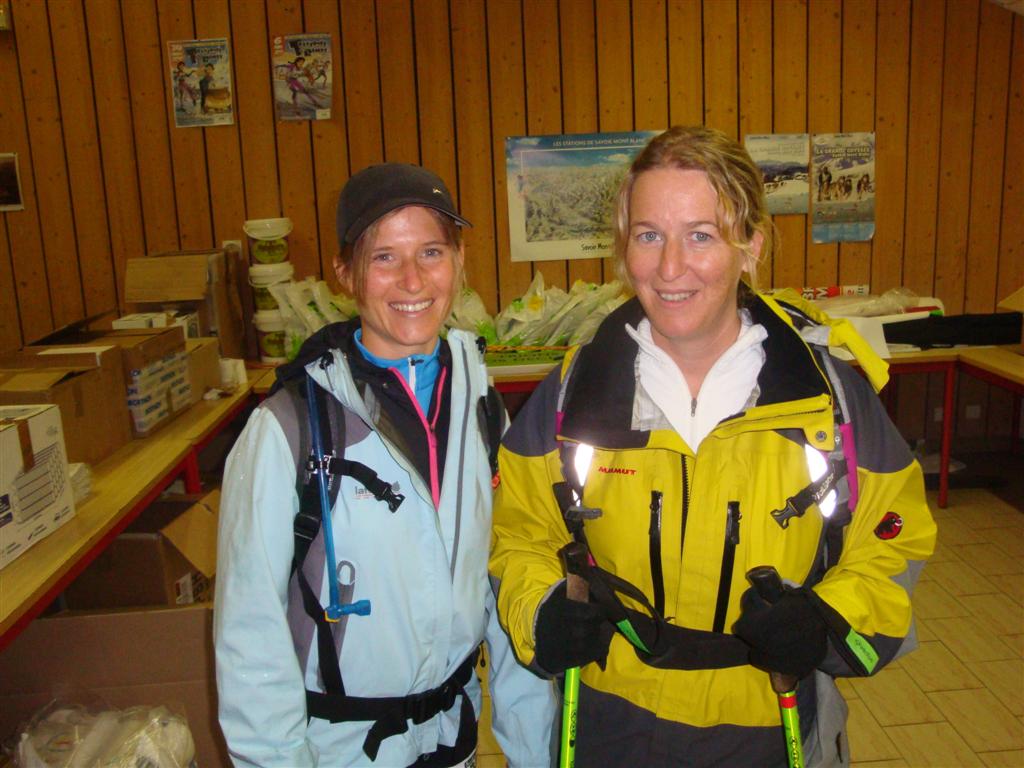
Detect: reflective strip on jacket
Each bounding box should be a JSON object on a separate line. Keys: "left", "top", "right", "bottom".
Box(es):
{"left": 490, "top": 294, "right": 935, "bottom": 766}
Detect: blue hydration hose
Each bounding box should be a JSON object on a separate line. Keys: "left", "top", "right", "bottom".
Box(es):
{"left": 305, "top": 374, "right": 371, "bottom": 622}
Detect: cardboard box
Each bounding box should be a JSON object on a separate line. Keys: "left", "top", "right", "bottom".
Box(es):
{"left": 186, "top": 337, "right": 222, "bottom": 404}
{"left": 0, "top": 344, "right": 132, "bottom": 464}
{"left": 64, "top": 489, "right": 219, "bottom": 610}
{"left": 125, "top": 249, "right": 246, "bottom": 358}
{"left": 0, "top": 404, "right": 76, "bottom": 570}
{"left": 0, "top": 604, "right": 229, "bottom": 768}
{"left": 997, "top": 286, "right": 1024, "bottom": 354}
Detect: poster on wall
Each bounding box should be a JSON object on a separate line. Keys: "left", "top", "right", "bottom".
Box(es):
{"left": 272, "top": 34, "right": 332, "bottom": 121}
{"left": 811, "top": 132, "right": 875, "bottom": 243}
{"left": 0, "top": 153, "right": 24, "bottom": 211}
{"left": 744, "top": 134, "right": 809, "bottom": 215}
{"left": 505, "top": 131, "right": 658, "bottom": 262}
{"left": 168, "top": 38, "right": 234, "bottom": 128}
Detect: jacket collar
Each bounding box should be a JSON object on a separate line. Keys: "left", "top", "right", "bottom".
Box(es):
{"left": 559, "top": 294, "right": 832, "bottom": 446}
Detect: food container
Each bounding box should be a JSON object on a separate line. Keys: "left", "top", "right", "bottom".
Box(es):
{"left": 243, "top": 218, "right": 293, "bottom": 264}
{"left": 253, "top": 309, "right": 287, "bottom": 364}
{"left": 248, "top": 262, "right": 294, "bottom": 311}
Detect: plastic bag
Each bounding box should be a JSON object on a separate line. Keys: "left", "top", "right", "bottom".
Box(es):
{"left": 495, "top": 272, "right": 548, "bottom": 345}
{"left": 13, "top": 701, "right": 195, "bottom": 768}
{"left": 446, "top": 286, "right": 497, "bottom": 343}
{"left": 266, "top": 283, "right": 308, "bottom": 361}
{"left": 541, "top": 280, "right": 624, "bottom": 346}
{"left": 568, "top": 292, "right": 629, "bottom": 346}
{"left": 813, "top": 287, "right": 919, "bottom": 318}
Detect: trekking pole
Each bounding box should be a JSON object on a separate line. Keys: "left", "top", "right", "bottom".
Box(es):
{"left": 559, "top": 542, "right": 590, "bottom": 768}
{"left": 746, "top": 566, "right": 805, "bottom": 768}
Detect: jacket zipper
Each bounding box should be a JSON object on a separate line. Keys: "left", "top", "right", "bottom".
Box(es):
{"left": 712, "top": 501, "right": 741, "bottom": 633}
{"left": 680, "top": 455, "right": 690, "bottom": 555}
{"left": 387, "top": 365, "right": 446, "bottom": 510}
{"left": 648, "top": 490, "right": 665, "bottom": 617}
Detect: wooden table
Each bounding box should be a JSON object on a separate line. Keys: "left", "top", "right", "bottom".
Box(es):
{"left": 958, "top": 346, "right": 1024, "bottom": 447}
{"left": 0, "top": 381, "right": 256, "bottom": 652}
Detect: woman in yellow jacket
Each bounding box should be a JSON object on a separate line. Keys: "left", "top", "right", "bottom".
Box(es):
{"left": 490, "top": 126, "right": 935, "bottom": 767}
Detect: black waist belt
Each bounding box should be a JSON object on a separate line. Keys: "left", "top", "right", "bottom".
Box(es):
{"left": 306, "top": 648, "right": 479, "bottom": 761}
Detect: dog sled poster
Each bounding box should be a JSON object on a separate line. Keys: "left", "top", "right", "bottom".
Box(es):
{"left": 168, "top": 38, "right": 234, "bottom": 128}
{"left": 272, "top": 34, "right": 332, "bottom": 121}
{"left": 505, "top": 131, "right": 658, "bottom": 262}
{"left": 744, "top": 134, "right": 809, "bottom": 215}
{"left": 811, "top": 133, "right": 875, "bottom": 243}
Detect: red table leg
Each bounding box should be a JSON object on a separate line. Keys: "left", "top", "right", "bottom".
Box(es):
{"left": 183, "top": 451, "right": 202, "bottom": 493}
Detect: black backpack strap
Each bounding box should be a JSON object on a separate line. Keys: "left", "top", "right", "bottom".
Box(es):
{"left": 476, "top": 385, "right": 505, "bottom": 478}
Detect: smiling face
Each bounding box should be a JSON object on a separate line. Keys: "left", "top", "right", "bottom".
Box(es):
{"left": 337, "top": 205, "right": 463, "bottom": 359}
{"left": 625, "top": 168, "right": 760, "bottom": 367}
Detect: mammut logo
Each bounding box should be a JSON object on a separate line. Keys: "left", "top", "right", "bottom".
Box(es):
{"left": 874, "top": 511, "right": 903, "bottom": 540}
{"left": 597, "top": 466, "right": 637, "bottom": 476}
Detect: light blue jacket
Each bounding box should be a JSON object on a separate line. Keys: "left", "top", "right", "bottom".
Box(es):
{"left": 215, "top": 330, "right": 556, "bottom": 767}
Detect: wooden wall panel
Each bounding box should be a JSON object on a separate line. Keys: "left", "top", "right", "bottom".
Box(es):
{"left": 933, "top": 0, "right": 980, "bottom": 314}
{"left": 902, "top": 0, "right": 945, "bottom": 299}
{"left": 965, "top": 2, "right": 1013, "bottom": 313}
{"left": 267, "top": 0, "right": 319, "bottom": 281}
{"left": 0, "top": 0, "right": 1018, "bottom": 450}
{"left": 837, "top": 0, "right": 875, "bottom": 289}
{"left": 13, "top": 0, "right": 84, "bottom": 327}
{"left": 524, "top": 0, "right": 569, "bottom": 291}
{"left": 0, "top": 19, "right": 54, "bottom": 340}
{"left": 378, "top": 0, "right": 418, "bottom": 164}
{"left": 873, "top": 0, "right": 911, "bottom": 294}
{"left": 50, "top": 0, "right": 117, "bottom": 317}
{"left": 772, "top": 0, "right": 807, "bottom": 292}
{"left": 123, "top": 0, "right": 179, "bottom": 254}
{"left": 560, "top": 0, "right": 604, "bottom": 286}
{"left": 306, "top": 0, "right": 348, "bottom": 282}
{"left": 487, "top": 0, "right": 532, "bottom": 307}
{"left": 806, "top": 0, "right": 840, "bottom": 291}
{"left": 702, "top": 0, "right": 738, "bottom": 138}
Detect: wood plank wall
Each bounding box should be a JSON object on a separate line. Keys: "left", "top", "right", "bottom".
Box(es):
{"left": 0, "top": 0, "right": 1022, "bottom": 446}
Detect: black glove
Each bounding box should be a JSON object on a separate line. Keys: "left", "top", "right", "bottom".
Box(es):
{"left": 733, "top": 586, "right": 829, "bottom": 679}
{"left": 534, "top": 582, "right": 615, "bottom": 675}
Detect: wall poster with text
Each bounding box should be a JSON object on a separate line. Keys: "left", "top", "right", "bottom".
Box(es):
{"left": 811, "top": 132, "right": 875, "bottom": 243}
{"left": 168, "top": 38, "right": 234, "bottom": 128}
{"left": 744, "top": 133, "right": 810, "bottom": 215}
{"left": 272, "top": 33, "right": 332, "bottom": 121}
{"left": 505, "top": 131, "right": 658, "bottom": 262}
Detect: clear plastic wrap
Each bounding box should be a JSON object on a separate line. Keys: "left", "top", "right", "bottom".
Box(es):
{"left": 446, "top": 286, "right": 497, "bottom": 343}
{"left": 12, "top": 702, "right": 196, "bottom": 768}
{"left": 812, "top": 287, "right": 920, "bottom": 318}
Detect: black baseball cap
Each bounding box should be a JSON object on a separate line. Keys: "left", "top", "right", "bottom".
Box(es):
{"left": 336, "top": 163, "right": 472, "bottom": 246}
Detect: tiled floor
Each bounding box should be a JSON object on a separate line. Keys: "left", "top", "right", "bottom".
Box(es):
{"left": 477, "top": 487, "right": 1024, "bottom": 767}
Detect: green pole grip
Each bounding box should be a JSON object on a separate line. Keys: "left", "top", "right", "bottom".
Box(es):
{"left": 560, "top": 666, "right": 581, "bottom": 768}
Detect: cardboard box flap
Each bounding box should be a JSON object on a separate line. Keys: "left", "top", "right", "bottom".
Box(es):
{"left": 125, "top": 255, "right": 210, "bottom": 303}
{"left": 0, "top": 367, "right": 88, "bottom": 391}
{"left": 161, "top": 492, "right": 219, "bottom": 579}
{"left": 998, "top": 286, "right": 1024, "bottom": 313}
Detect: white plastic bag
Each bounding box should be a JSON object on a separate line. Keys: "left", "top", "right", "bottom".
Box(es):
{"left": 446, "top": 286, "right": 497, "bottom": 343}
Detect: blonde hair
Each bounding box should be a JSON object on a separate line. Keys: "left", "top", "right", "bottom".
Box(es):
{"left": 613, "top": 126, "right": 773, "bottom": 292}
{"left": 337, "top": 205, "right": 464, "bottom": 303}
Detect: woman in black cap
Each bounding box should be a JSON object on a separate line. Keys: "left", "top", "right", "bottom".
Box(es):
{"left": 215, "top": 163, "right": 556, "bottom": 767}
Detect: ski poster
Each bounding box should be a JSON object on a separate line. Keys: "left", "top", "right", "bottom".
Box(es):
{"left": 168, "top": 38, "right": 234, "bottom": 128}
{"left": 272, "top": 33, "right": 332, "bottom": 121}
{"left": 744, "top": 133, "right": 810, "bottom": 215}
{"left": 505, "top": 131, "right": 658, "bottom": 262}
{"left": 811, "top": 132, "right": 875, "bottom": 243}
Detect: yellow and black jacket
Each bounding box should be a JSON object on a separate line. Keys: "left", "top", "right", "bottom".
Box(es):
{"left": 490, "top": 292, "right": 935, "bottom": 767}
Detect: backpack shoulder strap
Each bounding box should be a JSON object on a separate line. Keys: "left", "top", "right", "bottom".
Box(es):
{"left": 477, "top": 385, "right": 505, "bottom": 478}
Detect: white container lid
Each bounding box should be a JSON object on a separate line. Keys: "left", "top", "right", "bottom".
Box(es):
{"left": 244, "top": 218, "right": 293, "bottom": 240}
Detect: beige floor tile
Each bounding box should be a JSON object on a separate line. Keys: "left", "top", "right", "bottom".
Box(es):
{"left": 926, "top": 560, "right": 1001, "bottom": 597}
{"left": 1000, "top": 633, "right": 1024, "bottom": 657}
{"left": 997, "top": 573, "right": 1024, "bottom": 607}
{"left": 927, "top": 540, "right": 963, "bottom": 566}
{"left": 928, "top": 689, "right": 1024, "bottom": 752}
{"left": 949, "top": 542, "right": 1023, "bottom": 576}
{"left": 847, "top": 698, "right": 903, "bottom": 762}
{"left": 847, "top": 668, "right": 944, "bottom": 726}
{"left": 937, "top": 517, "right": 991, "bottom": 547}
{"left": 929, "top": 617, "right": 1018, "bottom": 663}
{"left": 980, "top": 750, "right": 1024, "bottom": 767}
{"left": 913, "top": 580, "right": 972, "bottom": 620}
{"left": 837, "top": 676, "right": 858, "bottom": 699}
{"left": 981, "top": 527, "right": 1024, "bottom": 561}
{"left": 916, "top": 618, "right": 937, "bottom": 642}
{"left": 476, "top": 754, "right": 507, "bottom": 768}
{"left": 899, "top": 640, "right": 984, "bottom": 692}
{"left": 949, "top": 490, "right": 1023, "bottom": 518}
{"left": 960, "top": 592, "right": 1024, "bottom": 637}
{"left": 971, "top": 659, "right": 1024, "bottom": 716}
{"left": 849, "top": 761, "right": 909, "bottom": 768}
{"left": 886, "top": 721, "right": 985, "bottom": 766}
